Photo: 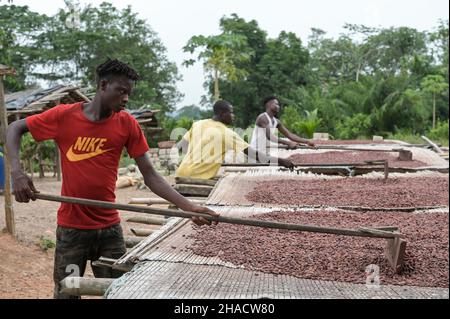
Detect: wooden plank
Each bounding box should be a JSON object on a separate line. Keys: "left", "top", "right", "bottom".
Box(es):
{"left": 174, "top": 184, "right": 213, "bottom": 197}
{"left": 7, "top": 109, "right": 41, "bottom": 115}
{"left": 74, "top": 89, "right": 91, "bottom": 102}
{"left": 126, "top": 216, "right": 167, "bottom": 225}
{"left": 0, "top": 65, "right": 15, "bottom": 76}
{"left": 137, "top": 118, "right": 154, "bottom": 124}
{"left": 421, "top": 135, "right": 444, "bottom": 154}
{"left": 175, "top": 176, "right": 217, "bottom": 186}
{"left": 0, "top": 73, "right": 15, "bottom": 236}
{"left": 385, "top": 238, "right": 407, "bottom": 274}
{"left": 125, "top": 236, "right": 143, "bottom": 248}
{"left": 398, "top": 150, "right": 413, "bottom": 161}
{"left": 359, "top": 227, "right": 404, "bottom": 238}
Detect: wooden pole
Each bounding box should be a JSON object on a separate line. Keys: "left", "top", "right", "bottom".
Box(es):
{"left": 175, "top": 176, "right": 217, "bottom": 187}
{"left": 125, "top": 236, "right": 142, "bottom": 248}
{"left": 421, "top": 135, "right": 444, "bottom": 154}
{"left": 128, "top": 197, "right": 205, "bottom": 206}
{"left": 35, "top": 193, "right": 401, "bottom": 239}
{"left": 126, "top": 216, "right": 167, "bottom": 225}
{"left": 130, "top": 228, "right": 154, "bottom": 237}
{"left": 59, "top": 277, "right": 114, "bottom": 297}
{"left": 35, "top": 192, "right": 407, "bottom": 272}
{"left": 0, "top": 65, "right": 16, "bottom": 236}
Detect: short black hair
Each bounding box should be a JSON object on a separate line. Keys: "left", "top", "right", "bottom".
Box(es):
{"left": 96, "top": 58, "right": 140, "bottom": 86}
{"left": 263, "top": 96, "right": 278, "bottom": 106}
{"left": 213, "top": 100, "right": 232, "bottom": 115}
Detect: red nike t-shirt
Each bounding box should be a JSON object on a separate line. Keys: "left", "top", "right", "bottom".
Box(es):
{"left": 26, "top": 102, "right": 149, "bottom": 229}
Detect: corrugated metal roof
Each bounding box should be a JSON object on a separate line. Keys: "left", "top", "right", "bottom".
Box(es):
{"left": 5, "top": 86, "right": 66, "bottom": 110}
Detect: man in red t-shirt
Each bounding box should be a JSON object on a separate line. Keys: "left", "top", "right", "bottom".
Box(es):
{"left": 6, "top": 58, "right": 219, "bottom": 299}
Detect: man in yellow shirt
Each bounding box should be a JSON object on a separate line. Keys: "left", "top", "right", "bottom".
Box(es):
{"left": 176, "top": 100, "right": 294, "bottom": 180}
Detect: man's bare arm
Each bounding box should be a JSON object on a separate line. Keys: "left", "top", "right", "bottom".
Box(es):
{"left": 5, "top": 119, "right": 38, "bottom": 202}
{"left": 135, "top": 153, "right": 218, "bottom": 225}
{"left": 277, "top": 123, "right": 316, "bottom": 147}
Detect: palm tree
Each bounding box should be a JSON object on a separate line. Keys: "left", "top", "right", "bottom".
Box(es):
{"left": 183, "top": 34, "right": 252, "bottom": 101}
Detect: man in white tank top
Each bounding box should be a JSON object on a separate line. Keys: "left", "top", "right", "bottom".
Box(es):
{"left": 250, "top": 96, "right": 316, "bottom": 153}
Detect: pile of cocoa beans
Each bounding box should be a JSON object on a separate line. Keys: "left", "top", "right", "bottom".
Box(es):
{"left": 189, "top": 210, "right": 448, "bottom": 288}
{"left": 246, "top": 177, "right": 448, "bottom": 208}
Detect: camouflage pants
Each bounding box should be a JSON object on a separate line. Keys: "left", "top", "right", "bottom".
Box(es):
{"left": 53, "top": 224, "right": 127, "bottom": 299}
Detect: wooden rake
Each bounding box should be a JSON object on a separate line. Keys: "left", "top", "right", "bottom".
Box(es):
{"left": 34, "top": 193, "right": 407, "bottom": 273}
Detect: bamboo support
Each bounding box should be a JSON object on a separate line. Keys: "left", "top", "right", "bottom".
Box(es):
{"left": 421, "top": 136, "right": 444, "bottom": 154}
{"left": 0, "top": 66, "right": 16, "bottom": 236}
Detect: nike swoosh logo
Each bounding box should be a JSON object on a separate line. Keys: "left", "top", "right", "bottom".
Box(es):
{"left": 66, "top": 146, "right": 114, "bottom": 162}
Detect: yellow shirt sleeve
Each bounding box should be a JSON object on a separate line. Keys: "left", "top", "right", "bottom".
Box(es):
{"left": 224, "top": 127, "right": 249, "bottom": 153}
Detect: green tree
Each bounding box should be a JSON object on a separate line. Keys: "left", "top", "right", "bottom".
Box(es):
{"left": 0, "top": 4, "right": 49, "bottom": 91}
{"left": 34, "top": 1, "right": 181, "bottom": 114}
{"left": 421, "top": 74, "right": 448, "bottom": 129}
{"left": 257, "top": 31, "right": 309, "bottom": 98}
{"left": 215, "top": 14, "right": 268, "bottom": 127}
{"left": 183, "top": 32, "right": 252, "bottom": 101}
{"left": 429, "top": 19, "right": 449, "bottom": 78}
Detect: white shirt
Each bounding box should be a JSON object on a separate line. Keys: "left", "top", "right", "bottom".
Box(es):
{"left": 250, "top": 112, "right": 279, "bottom": 152}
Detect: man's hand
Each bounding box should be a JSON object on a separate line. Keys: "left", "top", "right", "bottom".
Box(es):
{"left": 278, "top": 158, "right": 295, "bottom": 170}
{"left": 188, "top": 205, "right": 220, "bottom": 226}
{"left": 286, "top": 141, "right": 299, "bottom": 149}
{"left": 11, "top": 171, "right": 39, "bottom": 203}
{"left": 306, "top": 140, "right": 317, "bottom": 148}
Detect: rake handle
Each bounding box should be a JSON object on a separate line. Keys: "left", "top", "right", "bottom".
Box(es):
{"left": 34, "top": 193, "right": 400, "bottom": 239}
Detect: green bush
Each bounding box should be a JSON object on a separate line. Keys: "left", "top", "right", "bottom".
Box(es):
{"left": 39, "top": 236, "right": 55, "bottom": 251}
{"left": 281, "top": 106, "right": 322, "bottom": 138}
{"left": 428, "top": 120, "right": 449, "bottom": 146}
{"left": 386, "top": 131, "right": 423, "bottom": 144}
{"left": 336, "top": 113, "right": 372, "bottom": 139}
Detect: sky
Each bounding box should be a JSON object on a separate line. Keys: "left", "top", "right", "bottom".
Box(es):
{"left": 6, "top": 0, "right": 450, "bottom": 109}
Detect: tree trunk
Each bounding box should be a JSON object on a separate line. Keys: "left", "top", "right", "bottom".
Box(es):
{"left": 355, "top": 62, "right": 362, "bottom": 83}
{"left": 432, "top": 93, "right": 436, "bottom": 130}
{"left": 214, "top": 69, "right": 220, "bottom": 101}
{"left": 0, "top": 76, "right": 15, "bottom": 236}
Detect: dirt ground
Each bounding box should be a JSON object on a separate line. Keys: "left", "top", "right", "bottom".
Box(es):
{"left": 0, "top": 175, "right": 173, "bottom": 299}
